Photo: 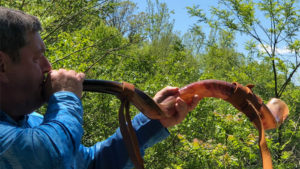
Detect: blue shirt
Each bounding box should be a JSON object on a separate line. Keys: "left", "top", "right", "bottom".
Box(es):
{"left": 0, "top": 91, "right": 169, "bottom": 169}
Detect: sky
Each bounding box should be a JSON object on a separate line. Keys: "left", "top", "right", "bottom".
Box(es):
{"left": 130, "top": 0, "right": 250, "bottom": 53}
{"left": 131, "top": 0, "right": 218, "bottom": 34}
{"left": 130, "top": 0, "right": 299, "bottom": 84}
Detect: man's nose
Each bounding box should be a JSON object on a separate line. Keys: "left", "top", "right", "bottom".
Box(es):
{"left": 40, "top": 56, "right": 52, "bottom": 73}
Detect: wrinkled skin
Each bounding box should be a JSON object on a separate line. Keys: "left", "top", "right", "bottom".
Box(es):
{"left": 153, "top": 86, "right": 200, "bottom": 128}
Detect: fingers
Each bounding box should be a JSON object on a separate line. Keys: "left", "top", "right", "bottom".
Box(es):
{"left": 188, "top": 94, "right": 201, "bottom": 111}
{"left": 77, "top": 72, "right": 85, "bottom": 82}
{"left": 174, "top": 97, "right": 189, "bottom": 122}
{"left": 167, "top": 94, "right": 200, "bottom": 127}
{"left": 159, "top": 86, "right": 179, "bottom": 96}
{"left": 154, "top": 86, "right": 179, "bottom": 103}
{"left": 175, "top": 94, "right": 200, "bottom": 113}
{"left": 43, "top": 69, "right": 85, "bottom": 100}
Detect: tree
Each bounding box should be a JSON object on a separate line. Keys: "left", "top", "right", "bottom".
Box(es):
{"left": 3, "top": 1, "right": 298, "bottom": 168}
{"left": 99, "top": 0, "right": 146, "bottom": 39}
{"left": 182, "top": 25, "right": 206, "bottom": 56}
{"left": 144, "top": 0, "right": 174, "bottom": 41}
{"left": 188, "top": 0, "right": 300, "bottom": 167}
{"left": 188, "top": 0, "right": 300, "bottom": 97}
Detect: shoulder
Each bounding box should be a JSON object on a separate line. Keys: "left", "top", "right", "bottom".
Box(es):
{"left": 27, "top": 112, "right": 44, "bottom": 127}
{"left": 30, "top": 112, "right": 44, "bottom": 118}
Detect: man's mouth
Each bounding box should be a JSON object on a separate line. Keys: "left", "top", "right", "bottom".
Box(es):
{"left": 40, "top": 73, "right": 48, "bottom": 97}
{"left": 41, "top": 73, "right": 49, "bottom": 86}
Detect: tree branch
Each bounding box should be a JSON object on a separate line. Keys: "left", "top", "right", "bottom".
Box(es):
{"left": 84, "top": 43, "right": 132, "bottom": 74}
{"left": 278, "top": 62, "right": 300, "bottom": 97}
{"left": 256, "top": 20, "right": 271, "bottom": 42}
{"left": 42, "top": 3, "right": 102, "bottom": 40}
{"left": 51, "top": 35, "right": 117, "bottom": 65}
{"left": 19, "top": 0, "right": 26, "bottom": 10}
{"left": 52, "top": 44, "right": 98, "bottom": 65}
{"left": 39, "top": 0, "right": 57, "bottom": 20}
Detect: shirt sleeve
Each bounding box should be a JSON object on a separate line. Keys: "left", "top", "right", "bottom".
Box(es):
{"left": 0, "top": 91, "right": 84, "bottom": 169}
{"left": 78, "top": 113, "right": 170, "bottom": 169}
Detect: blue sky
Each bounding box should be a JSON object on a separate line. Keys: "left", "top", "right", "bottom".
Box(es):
{"left": 131, "top": 0, "right": 250, "bottom": 52}
{"left": 131, "top": 0, "right": 218, "bottom": 34}
{"left": 131, "top": 0, "right": 300, "bottom": 53}
{"left": 130, "top": 0, "right": 299, "bottom": 85}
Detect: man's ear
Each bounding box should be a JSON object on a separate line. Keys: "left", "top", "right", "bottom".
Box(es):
{"left": 0, "top": 51, "right": 9, "bottom": 82}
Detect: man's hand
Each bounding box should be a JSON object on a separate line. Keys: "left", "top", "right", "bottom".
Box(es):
{"left": 153, "top": 86, "right": 200, "bottom": 128}
{"left": 43, "top": 69, "right": 85, "bottom": 100}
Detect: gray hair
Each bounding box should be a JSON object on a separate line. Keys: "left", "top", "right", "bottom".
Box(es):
{"left": 0, "top": 7, "right": 42, "bottom": 62}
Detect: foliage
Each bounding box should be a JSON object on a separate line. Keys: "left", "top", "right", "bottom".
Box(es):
{"left": 187, "top": 0, "right": 299, "bottom": 168}
{"left": 2, "top": 0, "right": 299, "bottom": 168}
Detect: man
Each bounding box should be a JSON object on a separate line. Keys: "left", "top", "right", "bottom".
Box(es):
{"left": 0, "top": 7, "right": 200, "bottom": 169}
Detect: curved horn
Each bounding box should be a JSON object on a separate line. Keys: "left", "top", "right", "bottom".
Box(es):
{"left": 83, "top": 79, "right": 289, "bottom": 130}
{"left": 178, "top": 80, "right": 289, "bottom": 130}
{"left": 83, "top": 79, "right": 164, "bottom": 119}
{"left": 82, "top": 79, "right": 289, "bottom": 169}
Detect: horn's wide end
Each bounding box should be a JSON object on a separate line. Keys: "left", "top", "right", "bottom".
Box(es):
{"left": 262, "top": 98, "right": 289, "bottom": 130}
{"left": 266, "top": 98, "right": 289, "bottom": 124}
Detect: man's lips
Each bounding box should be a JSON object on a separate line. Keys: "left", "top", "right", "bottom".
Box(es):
{"left": 40, "top": 72, "right": 51, "bottom": 101}
{"left": 41, "top": 73, "right": 49, "bottom": 86}
{"left": 40, "top": 74, "right": 47, "bottom": 96}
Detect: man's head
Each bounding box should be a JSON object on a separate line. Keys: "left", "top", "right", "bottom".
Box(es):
{"left": 0, "top": 7, "right": 42, "bottom": 62}
{"left": 0, "top": 7, "right": 51, "bottom": 121}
